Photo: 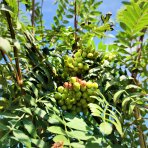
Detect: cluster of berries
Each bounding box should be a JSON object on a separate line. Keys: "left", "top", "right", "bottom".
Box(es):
{"left": 54, "top": 77, "right": 99, "bottom": 114}
{"left": 62, "top": 47, "right": 99, "bottom": 77}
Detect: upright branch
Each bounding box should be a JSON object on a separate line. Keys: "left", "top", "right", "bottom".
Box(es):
{"left": 132, "top": 28, "right": 147, "bottom": 148}
{"left": 72, "top": 0, "right": 78, "bottom": 51}
{"left": 40, "top": 0, "right": 44, "bottom": 39}
{"left": 31, "top": 0, "right": 35, "bottom": 35}
{"left": 4, "top": 1, "right": 23, "bottom": 86}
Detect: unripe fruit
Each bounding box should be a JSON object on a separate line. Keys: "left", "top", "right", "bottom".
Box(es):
{"left": 83, "top": 93, "right": 88, "bottom": 99}
{"left": 67, "top": 105, "right": 72, "bottom": 110}
{"left": 75, "top": 57, "right": 83, "bottom": 62}
{"left": 75, "top": 92, "right": 82, "bottom": 98}
{"left": 92, "top": 82, "right": 98, "bottom": 89}
{"left": 78, "top": 63, "right": 83, "bottom": 69}
{"left": 83, "top": 64, "right": 89, "bottom": 70}
{"left": 82, "top": 51, "right": 87, "bottom": 58}
{"left": 63, "top": 88, "right": 69, "bottom": 94}
{"left": 73, "top": 82, "right": 80, "bottom": 91}
{"left": 70, "top": 98, "right": 76, "bottom": 104}
{"left": 87, "top": 53, "right": 93, "bottom": 59}
{"left": 86, "top": 82, "right": 93, "bottom": 88}
{"left": 81, "top": 86, "right": 87, "bottom": 92}
{"left": 58, "top": 86, "right": 64, "bottom": 93}
{"left": 74, "top": 67, "right": 79, "bottom": 71}
{"left": 58, "top": 100, "right": 64, "bottom": 106}
{"left": 63, "top": 55, "right": 69, "bottom": 60}
{"left": 67, "top": 63, "right": 74, "bottom": 69}
{"left": 87, "top": 88, "right": 94, "bottom": 95}
{"left": 74, "top": 51, "right": 81, "bottom": 58}
{"left": 70, "top": 77, "right": 77, "bottom": 84}
{"left": 82, "top": 102, "right": 88, "bottom": 108}
{"left": 73, "top": 61, "right": 78, "bottom": 66}
{"left": 62, "top": 94, "right": 67, "bottom": 99}
{"left": 61, "top": 105, "right": 67, "bottom": 110}
{"left": 67, "top": 57, "right": 73, "bottom": 63}
{"left": 65, "top": 98, "right": 71, "bottom": 105}
{"left": 55, "top": 93, "right": 62, "bottom": 100}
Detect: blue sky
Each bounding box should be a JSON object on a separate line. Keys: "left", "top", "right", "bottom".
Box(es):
{"left": 41, "top": 0, "right": 126, "bottom": 27}
{"left": 39, "top": 0, "right": 128, "bottom": 44}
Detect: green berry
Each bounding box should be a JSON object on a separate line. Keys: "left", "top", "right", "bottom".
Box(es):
{"left": 74, "top": 51, "right": 81, "bottom": 58}
{"left": 61, "top": 105, "right": 67, "bottom": 110}
{"left": 83, "top": 64, "right": 89, "bottom": 70}
{"left": 87, "top": 53, "right": 93, "bottom": 59}
{"left": 78, "top": 63, "right": 83, "bottom": 69}
{"left": 58, "top": 100, "right": 64, "bottom": 106}
{"left": 57, "top": 86, "right": 64, "bottom": 93}
{"left": 92, "top": 82, "right": 98, "bottom": 89}
{"left": 70, "top": 77, "right": 77, "bottom": 83}
{"left": 73, "top": 82, "right": 80, "bottom": 91}
{"left": 55, "top": 92, "right": 62, "bottom": 100}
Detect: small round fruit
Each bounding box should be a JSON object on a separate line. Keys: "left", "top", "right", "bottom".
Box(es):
{"left": 81, "top": 86, "right": 87, "bottom": 92}
{"left": 75, "top": 92, "right": 82, "bottom": 98}
{"left": 70, "top": 98, "right": 76, "bottom": 104}
{"left": 92, "top": 82, "right": 98, "bottom": 89}
{"left": 63, "top": 88, "right": 69, "bottom": 94}
{"left": 82, "top": 51, "right": 87, "bottom": 58}
{"left": 82, "top": 93, "right": 88, "bottom": 99}
{"left": 62, "top": 94, "right": 67, "bottom": 99}
{"left": 74, "top": 51, "right": 81, "bottom": 58}
{"left": 75, "top": 57, "right": 83, "bottom": 62}
{"left": 87, "top": 53, "right": 93, "bottom": 59}
{"left": 87, "top": 88, "right": 94, "bottom": 95}
{"left": 57, "top": 86, "right": 64, "bottom": 93}
{"left": 80, "top": 80, "right": 87, "bottom": 87}
{"left": 83, "top": 64, "right": 89, "bottom": 70}
{"left": 58, "top": 100, "right": 64, "bottom": 106}
{"left": 73, "top": 82, "right": 80, "bottom": 91}
{"left": 78, "top": 63, "right": 83, "bottom": 69}
{"left": 67, "top": 57, "right": 73, "bottom": 63}
{"left": 55, "top": 93, "right": 62, "bottom": 100}
{"left": 86, "top": 82, "right": 93, "bottom": 88}
{"left": 63, "top": 55, "right": 69, "bottom": 60}
{"left": 65, "top": 98, "right": 71, "bottom": 105}
{"left": 67, "top": 105, "right": 72, "bottom": 110}
{"left": 61, "top": 105, "right": 67, "bottom": 111}
{"left": 64, "top": 82, "right": 69, "bottom": 88}
{"left": 73, "top": 61, "right": 78, "bottom": 66}
{"left": 70, "top": 77, "right": 77, "bottom": 84}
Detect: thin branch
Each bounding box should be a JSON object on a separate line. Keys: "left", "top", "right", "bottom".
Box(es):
{"left": 131, "top": 28, "right": 147, "bottom": 148}
{"left": 4, "top": 0, "right": 23, "bottom": 86}
{"left": 72, "top": 0, "right": 78, "bottom": 52}
{"left": 31, "top": 0, "right": 35, "bottom": 35}
{"left": 40, "top": 0, "right": 44, "bottom": 40}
